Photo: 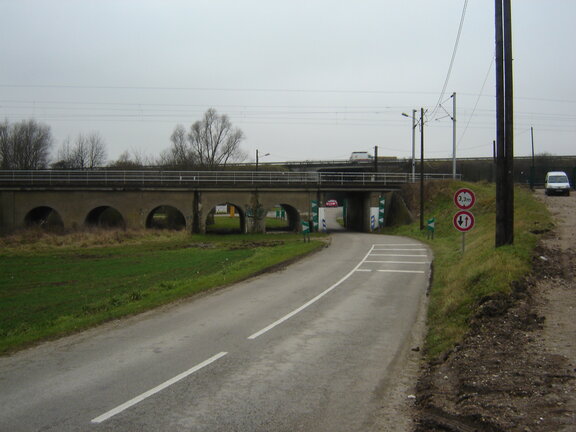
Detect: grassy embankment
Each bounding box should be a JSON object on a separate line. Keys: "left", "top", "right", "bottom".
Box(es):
{"left": 385, "top": 181, "right": 552, "bottom": 359}
{"left": 0, "top": 222, "right": 324, "bottom": 354}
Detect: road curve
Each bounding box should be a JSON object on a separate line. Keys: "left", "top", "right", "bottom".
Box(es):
{"left": 0, "top": 233, "right": 432, "bottom": 432}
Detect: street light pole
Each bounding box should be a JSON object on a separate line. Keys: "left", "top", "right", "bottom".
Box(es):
{"left": 256, "top": 150, "right": 269, "bottom": 171}
{"left": 530, "top": 126, "right": 535, "bottom": 190}
{"left": 452, "top": 92, "right": 457, "bottom": 179}
{"left": 402, "top": 110, "right": 417, "bottom": 182}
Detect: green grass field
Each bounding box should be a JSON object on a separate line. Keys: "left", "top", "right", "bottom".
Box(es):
{"left": 0, "top": 230, "right": 324, "bottom": 354}
{"left": 385, "top": 181, "right": 552, "bottom": 358}
{"left": 207, "top": 215, "right": 290, "bottom": 233}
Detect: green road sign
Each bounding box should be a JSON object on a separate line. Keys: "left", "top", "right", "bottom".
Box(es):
{"left": 311, "top": 200, "right": 319, "bottom": 231}
{"left": 379, "top": 196, "right": 386, "bottom": 226}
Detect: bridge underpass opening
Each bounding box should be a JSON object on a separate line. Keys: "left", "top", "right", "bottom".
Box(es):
{"left": 323, "top": 192, "right": 369, "bottom": 233}
{"left": 146, "top": 206, "right": 186, "bottom": 230}
{"left": 344, "top": 193, "right": 369, "bottom": 232}
{"left": 206, "top": 203, "right": 245, "bottom": 234}
{"left": 85, "top": 206, "right": 126, "bottom": 229}
{"left": 24, "top": 206, "right": 64, "bottom": 231}
{"left": 265, "top": 204, "right": 299, "bottom": 232}
{"left": 319, "top": 193, "right": 346, "bottom": 232}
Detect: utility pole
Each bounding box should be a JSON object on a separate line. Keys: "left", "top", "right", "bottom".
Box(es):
{"left": 530, "top": 127, "right": 535, "bottom": 190}
{"left": 411, "top": 110, "right": 416, "bottom": 182}
{"left": 492, "top": 140, "right": 497, "bottom": 183}
{"left": 452, "top": 92, "right": 457, "bottom": 179}
{"left": 495, "top": 0, "right": 505, "bottom": 246}
{"left": 420, "top": 108, "right": 425, "bottom": 231}
{"left": 495, "top": 0, "right": 514, "bottom": 247}
{"left": 504, "top": 0, "right": 514, "bottom": 245}
{"left": 374, "top": 145, "right": 378, "bottom": 173}
{"left": 402, "top": 110, "right": 417, "bottom": 182}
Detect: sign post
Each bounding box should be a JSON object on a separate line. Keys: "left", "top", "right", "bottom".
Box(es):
{"left": 301, "top": 221, "right": 310, "bottom": 242}
{"left": 453, "top": 188, "right": 476, "bottom": 253}
{"left": 427, "top": 217, "right": 435, "bottom": 239}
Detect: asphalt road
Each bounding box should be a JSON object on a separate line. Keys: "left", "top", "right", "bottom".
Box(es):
{"left": 0, "top": 233, "right": 431, "bottom": 432}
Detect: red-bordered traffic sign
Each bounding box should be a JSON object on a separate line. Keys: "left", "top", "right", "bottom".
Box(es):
{"left": 453, "top": 210, "right": 475, "bottom": 232}
{"left": 454, "top": 188, "right": 476, "bottom": 210}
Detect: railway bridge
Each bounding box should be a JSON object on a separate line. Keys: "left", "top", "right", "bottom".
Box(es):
{"left": 0, "top": 170, "right": 451, "bottom": 234}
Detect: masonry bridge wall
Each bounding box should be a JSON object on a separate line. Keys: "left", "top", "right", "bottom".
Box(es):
{"left": 0, "top": 188, "right": 387, "bottom": 234}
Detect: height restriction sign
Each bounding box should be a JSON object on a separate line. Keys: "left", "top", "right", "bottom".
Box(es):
{"left": 454, "top": 188, "right": 476, "bottom": 210}
{"left": 453, "top": 210, "right": 475, "bottom": 232}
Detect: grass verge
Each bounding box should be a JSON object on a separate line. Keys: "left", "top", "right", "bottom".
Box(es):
{"left": 384, "top": 180, "right": 552, "bottom": 359}
{"left": 0, "top": 230, "right": 325, "bottom": 354}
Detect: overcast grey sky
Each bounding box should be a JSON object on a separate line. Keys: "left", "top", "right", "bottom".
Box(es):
{"left": 1, "top": 0, "right": 575, "bottom": 164}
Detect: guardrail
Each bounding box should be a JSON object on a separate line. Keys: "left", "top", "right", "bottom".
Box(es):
{"left": 0, "top": 170, "right": 460, "bottom": 187}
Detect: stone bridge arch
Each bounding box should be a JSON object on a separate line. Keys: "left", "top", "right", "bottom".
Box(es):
{"left": 196, "top": 192, "right": 251, "bottom": 234}
{"left": 205, "top": 202, "right": 246, "bottom": 234}
{"left": 24, "top": 206, "right": 64, "bottom": 230}
{"left": 257, "top": 192, "right": 311, "bottom": 233}
{"left": 85, "top": 206, "right": 126, "bottom": 228}
{"left": 146, "top": 205, "right": 187, "bottom": 230}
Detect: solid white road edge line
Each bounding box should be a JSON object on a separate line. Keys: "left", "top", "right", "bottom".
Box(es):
{"left": 247, "top": 245, "right": 377, "bottom": 340}
{"left": 372, "top": 248, "right": 428, "bottom": 251}
{"left": 90, "top": 352, "right": 228, "bottom": 424}
{"left": 373, "top": 244, "right": 422, "bottom": 246}
{"left": 364, "top": 260, "right": 429, "bottom": 264}
{"left": 377, "top": 269, "right": 425, "bottom": 274}
{"left": 370, "top": 254, "right": 428, "bottom": 257}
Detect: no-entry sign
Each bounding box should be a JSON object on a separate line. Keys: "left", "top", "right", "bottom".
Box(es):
{"left": 453, "top": 210, "right": 475, "bottom": 232}
{"left": 454, "top": 188, "right": 476, "bottom": 210}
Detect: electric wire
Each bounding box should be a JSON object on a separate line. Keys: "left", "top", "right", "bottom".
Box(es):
{"left": 458, "top": 57, "right": 495, "bottom": 149}
{"left": 431, "top": 0, "right": 469, "bottom": 119}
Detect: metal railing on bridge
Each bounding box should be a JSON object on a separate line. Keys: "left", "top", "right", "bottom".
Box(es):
{"left": 0, "top": 170, "right": 459, "bottom": 188}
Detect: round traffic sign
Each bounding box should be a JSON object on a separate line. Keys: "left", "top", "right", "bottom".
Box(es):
{"left": 453, "top": 210, "right": 475, "bottom": 232}
{"left": 454, "top": 188, "right": 476, "bottom": 210}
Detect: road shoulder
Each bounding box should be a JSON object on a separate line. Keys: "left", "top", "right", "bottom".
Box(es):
{"left": 413, "top": 190, "right": 576, "bottom": 431}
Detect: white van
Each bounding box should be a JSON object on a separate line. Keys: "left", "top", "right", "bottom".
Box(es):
{"left": 545, "top": 171, "right": 571, "bottom": 196}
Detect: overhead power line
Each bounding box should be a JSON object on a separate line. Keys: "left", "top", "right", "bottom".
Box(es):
{"left": 431, "top": 0, "right": 469, "bottom": 118}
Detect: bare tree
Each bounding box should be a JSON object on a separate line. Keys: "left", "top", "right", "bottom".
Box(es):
{"left": 0, "top": 119, "right": 52, "bottom": 169}
{"left": 189, "top": 109, "right": 246, "bottom": 168}
{"left": 85, "top": 133, "right": 107, "bottom": 168}
{"left": 109, "top": 148, "right": 153, "bottom": 169}
{"left": 54, "top": 137, "right": 75, "bottom": 169}
{"left": 55, "top": 132, "right": 107, "bottom": 169}
{"left": 170, "top": 125, "right": 195, "bottom": 167}
{"left": 164, "top": 109, "right": 246, "bottom": 169}
{"left": 0, "top": 120, "right": 10, "bottom": 169}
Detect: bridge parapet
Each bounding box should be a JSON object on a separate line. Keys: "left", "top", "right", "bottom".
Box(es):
{"left": 0, "top": 170, "right": 458, "bottom": 189}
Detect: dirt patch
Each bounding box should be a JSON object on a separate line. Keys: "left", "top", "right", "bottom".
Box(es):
{"left": 414, "top": 190, "right": 576, "bottom": 432}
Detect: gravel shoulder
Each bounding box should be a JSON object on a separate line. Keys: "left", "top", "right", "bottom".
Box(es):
{"left": 413, "top": 189, "right": 576, "bottom": 432}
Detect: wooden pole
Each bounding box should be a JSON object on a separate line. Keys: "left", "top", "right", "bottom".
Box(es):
{"left": 495, "top": 0, "right": 506, "bottom": 247}
{"left": 503, "top": 0, "right": 514, "bottom": 245}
